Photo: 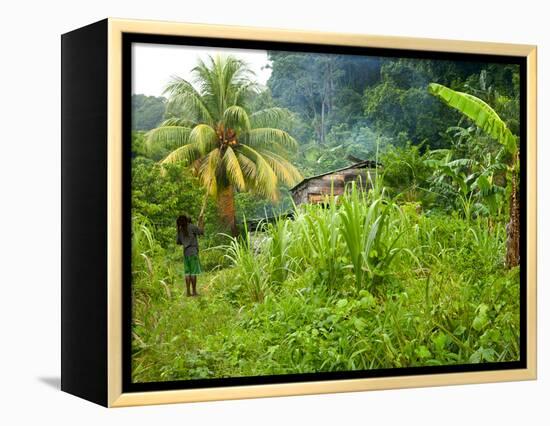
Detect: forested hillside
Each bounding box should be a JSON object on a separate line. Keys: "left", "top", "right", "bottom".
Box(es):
{"left": 266, "top": 54, "right": 518, "bottom": 174}
{"left": 132, "top": 94, "right": 166, "bottom": 131}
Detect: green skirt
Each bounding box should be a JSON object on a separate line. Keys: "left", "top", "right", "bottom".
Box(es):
{"left": 183, "top": 255, "right": 202, "bottom": 276}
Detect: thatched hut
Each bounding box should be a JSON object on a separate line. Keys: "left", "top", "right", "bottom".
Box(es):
{"left": 290, "top": 159, "right": 379, "bottom": 205}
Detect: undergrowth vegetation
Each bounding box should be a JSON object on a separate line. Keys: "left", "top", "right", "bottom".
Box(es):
{"left": 132, "top": 182, "right": 519, "bottom": 382}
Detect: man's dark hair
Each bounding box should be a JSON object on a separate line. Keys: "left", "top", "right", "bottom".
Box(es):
{"left": 176, "top": 215, "right": 191, "bottom": 237}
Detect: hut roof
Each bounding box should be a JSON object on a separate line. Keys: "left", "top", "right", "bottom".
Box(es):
{"left": 289, "top": 159, "right": 379, "bottom": 192}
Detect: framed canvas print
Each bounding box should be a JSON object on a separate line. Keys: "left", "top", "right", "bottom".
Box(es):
{"left": 61, "top": 18, "right": 537, "bottom": 407}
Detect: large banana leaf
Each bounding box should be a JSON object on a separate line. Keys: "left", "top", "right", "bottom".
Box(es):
{"left": 428, "top": 83, "right": 517, "bottom": 154}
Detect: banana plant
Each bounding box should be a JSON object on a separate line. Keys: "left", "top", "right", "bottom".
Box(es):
{"left": 425, "top": 147, "right": 506, "bottom": 223}
{"left": 425, "top": 150, "right": 477, "bottom": 221}
{"left": 428, "top": 83, "right": 520, "bottom": 267}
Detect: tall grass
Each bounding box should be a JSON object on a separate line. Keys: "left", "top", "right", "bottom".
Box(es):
{"left": 339, "top": 182, "right": 409, "bottom": 293}
{"left": 222, "top": 223, "right": 270, "bottom": 303}
{"left": 223, "top": 180, "right": 412, "bottom": 296}
{"left": 292, "top": 192, "right": 342, "bottom": 293}
{"left": 131, "top": 185, "right": 520, "bottom": 383}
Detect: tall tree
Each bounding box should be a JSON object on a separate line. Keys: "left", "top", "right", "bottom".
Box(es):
{"left": 428, "top": 83, "right": 520, "bottom": 267}
{"left": 268, "top": 53, "right": 378, "bottom": 145}
{"left": 146, "top": 55, "right": 302, "bottom": 235}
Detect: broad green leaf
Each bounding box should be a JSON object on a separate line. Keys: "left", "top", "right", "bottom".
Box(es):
{"left": 415, "top": 345, "right": 432, "bottom": 359}
{"left": 428, "top": 83, "right": 517, "bottom": 154}
{"left": 472, "top": 303, "right": 490, "bottom": 331}
{"left": 336, "top": 299, "right": 348, "bottom": 309}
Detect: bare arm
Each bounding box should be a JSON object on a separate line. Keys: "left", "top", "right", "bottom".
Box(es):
{"left": 193, "top": 224, "right": 204, "bottom": 236}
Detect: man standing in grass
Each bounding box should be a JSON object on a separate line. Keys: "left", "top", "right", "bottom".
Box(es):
{"left": 176, "top": 215, "right": 204, "bottom": 296}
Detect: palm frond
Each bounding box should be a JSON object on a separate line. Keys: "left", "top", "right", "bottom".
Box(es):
{"left": 249, "top": 107, "right": 293, "bottom": 128}
{"left": 193, "top": 55, "right": 255, "bottom": 118}
{"left": 192, "top": 57, "right": 222, "bottom": 112}
{"left": 243, "top": 128, "right": 298, "bottom": 152}
{"left": 237, "top": 145, "right": 278, "bottom": 200}
{"left": 168, "top": 91, "right": 215, "bottom": 126}
{"left": 161, "top": 143, "right": 201, "bottom": 166}
{"left": 188, "top": 124, "right": 218, "bottom": 155}
{"left": 163, "top": 75, "right": 197, "bottom": 97}
{"left": 223, "top": 105, "right": 251, "bottom": 132}
{"left": 145, "top": 126, "right": 191, "bottom": 151}
{"left": 198, "top": 148, "right": 222, "bottom": 196}
{"left": 256, "top": 149, "right": 303, "bottom": 187}
{"left": 159, "top": 117, "right": 195, "bottom": 127}
{"left": 236, "top": 152, "right": 258, "bottom": 181}
{"left": 233, "top": 82, "right": 260, "bottom": 105}
{"left": 222, "top": 146, "right": 246, "bottom": 191}
{"left": 165, "top": 74, "right": 215, "bottom": 124}
{"left": 218, "top": 55, "right": 255, "bottom": 87}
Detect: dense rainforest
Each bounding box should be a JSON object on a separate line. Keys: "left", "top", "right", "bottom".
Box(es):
{"left": 131, "top": 52, "right": 521, "bottom": 382}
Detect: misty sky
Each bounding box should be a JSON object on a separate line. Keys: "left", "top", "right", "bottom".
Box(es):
{"left": 132, "top": 43, "right": 272, "bottom": 98}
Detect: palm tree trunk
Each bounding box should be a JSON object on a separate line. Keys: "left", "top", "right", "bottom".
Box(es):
{"left": 217, "top": 185, "right": 238, "bottom": 236}
{"left": 505, "top": 169, "right": 520, "bottom": 268}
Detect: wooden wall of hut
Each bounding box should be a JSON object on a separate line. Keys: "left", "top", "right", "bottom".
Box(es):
{"left": 291, "top": 167, "right": 377, "bottom": 205}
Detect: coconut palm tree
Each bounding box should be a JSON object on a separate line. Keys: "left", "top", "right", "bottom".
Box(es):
{"left": 146, "top": 55, "right": 302, "bottom": 235}
{"left": 428, "top": 82, "right": 520, "bottom": 267}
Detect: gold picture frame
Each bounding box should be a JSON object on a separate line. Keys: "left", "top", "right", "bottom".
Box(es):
{"left": 61, "top": 17, "right": 537, "bottom": 407}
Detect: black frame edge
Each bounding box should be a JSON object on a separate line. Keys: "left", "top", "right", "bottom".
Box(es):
{"left": 61, "top": 18, "right": 109, "bottom": 407}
